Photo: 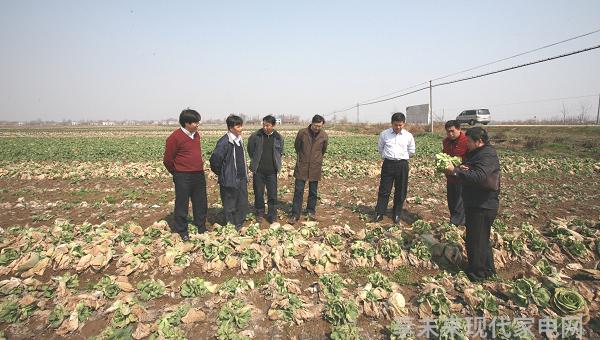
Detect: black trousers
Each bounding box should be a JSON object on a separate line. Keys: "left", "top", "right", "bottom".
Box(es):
{"left": 173, "top": 172, "right": 207, "bottom": 236}
{"left": 291, "top": 179, "right": 318, "bottom": 216}
{"left": 375, "top": 159, "right": 409, "bottom": 216}
{"left": 465, "top": 207, "right": 497, "bottom": 277}
{"left": 447, "top": 182, "right": 466, "bottom": 225}
{"left": 220, "top": 178, "right": 248, "bottom": 228}
{"left": 253, "top": 172, "right": 278, "bottom": 219}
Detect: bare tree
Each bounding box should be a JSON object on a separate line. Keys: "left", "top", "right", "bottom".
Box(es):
{"left": 561, "top": 103, "right": 569, "bottom": 124}
{"left": 578, "top": 103, "right": 590, "bottom": 123}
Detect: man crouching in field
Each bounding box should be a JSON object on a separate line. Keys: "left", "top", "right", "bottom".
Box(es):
{"left": 210, "top": 115, "right": 249, "bottom": 230}
{"left": 163, "top": 109, "right": 208, "bottom": 241}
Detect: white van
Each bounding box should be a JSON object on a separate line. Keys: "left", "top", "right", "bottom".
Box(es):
{"left": 456, "top": 109, "right": 491, "bottom": 125}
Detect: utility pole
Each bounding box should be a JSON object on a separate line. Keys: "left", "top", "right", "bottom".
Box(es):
{"left": 356, "top": 103, "right": 360, "bottom": 124}
{"left": 429, "top": 80, "right": 433, "bottom": 132}
{"left": 597, "top": 93, "right": 600, "bottom": 125}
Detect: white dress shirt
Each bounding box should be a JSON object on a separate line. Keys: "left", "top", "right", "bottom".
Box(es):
{"left": 378, "top": 128, "right": 416, "bottom": 160}
{"left": 180, "top": 127, "right": 196, "bottom": 139}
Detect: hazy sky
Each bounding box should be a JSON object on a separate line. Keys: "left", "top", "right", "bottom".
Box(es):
{"left": 1, "top": 1, "right": 599, "bottom": 122}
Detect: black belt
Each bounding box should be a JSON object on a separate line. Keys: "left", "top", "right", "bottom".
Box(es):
{"left": 384, "top": 158, "right": 408, "bottom": 162}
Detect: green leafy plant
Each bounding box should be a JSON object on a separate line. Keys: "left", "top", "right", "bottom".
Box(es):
{"left": 409, "top": 241, "right": 431, "bottom": 261}
{"left": 0, "top": 301, "right": 19, "bottom": 323}
{"left": 324, "top": 232, "right": 344, "bottom": 249}
{"left": 136, "top": 279, "right": 165, "bottom": 301}
{"left": 319, "top": 273, "right": 346, "bottom": 297}
{"left": 474, "top": 285, "right": 498, "bottom": 315}
{"left": 324, "top": 297, "right": 359, "bottom": 326}
{"left": 48, "top": 305, "right": 66, "bottom": 328}
{"left": 331, "top": 324, "right": 363, "bottom": 340}
{"left": 367, "top": 272, "right": 392, "bottom": 292}
{"left": 76, "top": 302, "right": 93, "bottom": 322}
{"left": 217, "top": 299, "right": 252, "bottom": 337}
{"left": 552, "top": 288, "right": 587, "bottom": 316}
{"left": 437, "top": 314, "right": 468, "bottom": 340}
{"left": 435, "top": 153, "right": 462, "bottom": 173}
{"left": 0, "top": 248, "right": 19, "bottom": 266}
{"left": 417, "top": 287, "right": 450, "bottom": 315}
{"left": 562, "top": 238, "right": 587, "bottom": 257}
{"left": 240, "top": 248, "right": 261, "bottom": 268}
{"left": 378, "top": 239, "right": 402, "bottom": 260}
{"left": 509, "top": 278, "right": 550, "bottom": 308}
{"left": 350, "top": 241, "right": 375, "bottom": 261}
{"left": 180, "top": 277, "right": 215, "bottom": 298}
{"left": 95, "top": 276, "right": 121, "bottom": 299}
{"left": 219, "top": 278, "right": 253, "bottom": 298}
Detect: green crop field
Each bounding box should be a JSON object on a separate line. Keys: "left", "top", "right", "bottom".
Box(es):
{"left": 0, "top": 125, "right": 599, "bottom": 339}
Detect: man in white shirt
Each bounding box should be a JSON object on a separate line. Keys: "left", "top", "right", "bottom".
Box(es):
{"left": 374, "top": 112, "right": 416, "bottom": 224}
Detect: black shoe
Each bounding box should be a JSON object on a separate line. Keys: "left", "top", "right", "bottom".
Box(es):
{"left": 374, "top": 214, "right": 384, "bottom": 222}
{"left": 266, "top": 215, "right": 278, "bottom": 224}
{"left": 255, "top": 210, "right": 265, "bottom": 222}
{"left": 393, "top": 215, "right": 401, "bottom": 224}
{"left": 288, "top": 215, "right": 299, "bottom": 225}
{"left": 306, "top": 212, "right": 316, "bottom": 221}
{"left": 180, "top": 234, "right": 190, "bottom": 242}
{"left": 466, "top": 271, "right": 485, "bottom": 282}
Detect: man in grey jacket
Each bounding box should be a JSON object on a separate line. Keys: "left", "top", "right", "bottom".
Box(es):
{"left": 247, "top": 115, "right": 284, "bottom": 223}
{"left": 209, "top": 115, "right": 248, "bottom": 229}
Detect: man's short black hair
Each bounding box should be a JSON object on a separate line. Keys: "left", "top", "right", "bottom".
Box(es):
{"left": 391, "top": 112, "right": 406, "bottom": 123}
{"left": 262, "top": 115, "right": 276, "bottom": 125}
{"left": 179, "top": 109, "right": 201, "bottom": 127}
{"left": 226, "top": 115, "right": 243, "bottom": 129}
{"left": 445, "top": 120, "right": 461, "bottom": 130}
{"left": 465, "top": 127, "right": 490, "bottom": 144}
{"left": 311, "top": 114, "right": 325, "bottom": 124}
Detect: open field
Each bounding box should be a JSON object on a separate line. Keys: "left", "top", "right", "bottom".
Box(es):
{"left": 0, "top": 125, "right": 599, "bottom": 339}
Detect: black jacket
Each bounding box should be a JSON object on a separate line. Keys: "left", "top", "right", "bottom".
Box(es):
{"left": 247, "top": 129, "right": 284, "bottom": 173}
{"left": 209, "top": 133, "right": 248, "bottom": 188}
{"left": 454, "top": 144, "right": 500, "bottom": 210}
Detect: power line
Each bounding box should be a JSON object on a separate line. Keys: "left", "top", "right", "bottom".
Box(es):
{"left": 329, "top": 28, "right": 600, "bottom": 114}
{"left": 353, "top": 43, "right": 600, "bottom": 108}
{"left": 430, "top": 27, "right": 600, "bottom": 82}
{"left": 433, "top": 44, "right": 600, "bottom": 88}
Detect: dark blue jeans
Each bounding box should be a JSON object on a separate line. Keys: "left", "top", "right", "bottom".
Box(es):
{"left": 173, "top": 172, "right": 207, "bottom": 236}
{"left": 253, "top": 172, "right": 278, "bottom": 219}
{"left": 291, "top": 179, "right": 318, "bottom": 216}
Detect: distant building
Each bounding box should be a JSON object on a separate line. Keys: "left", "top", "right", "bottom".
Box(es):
{"left": 102, "top": 121, "right": 115, "bottom": 126}
{"left": 275, "top": 118, "right": 282, "bottom": 125}
{"left": 71, "top": 121, "right": 80, "bottom": 126}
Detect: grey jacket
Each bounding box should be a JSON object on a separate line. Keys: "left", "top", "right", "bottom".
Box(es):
{"left": 247, "top": 129, "right": 284, "bottom": 173}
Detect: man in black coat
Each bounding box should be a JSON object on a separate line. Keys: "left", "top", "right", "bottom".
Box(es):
{"left": 247, "top": 115, "right": 284, "bottom": 223}
{"left": 445, "top": 127, "right": 500, "bottom": 281}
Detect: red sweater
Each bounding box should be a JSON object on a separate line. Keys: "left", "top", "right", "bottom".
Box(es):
{"left": 442, "top": 132, "right": 468, "bottom": 183}
{"left": 163, "top": 129, "right": 204, "bottom": 174}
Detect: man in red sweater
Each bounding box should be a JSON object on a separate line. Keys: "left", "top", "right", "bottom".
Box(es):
{"left": 163, "top": 109, "right": 208, "bottom": 241}
{"left": 442, "top": 120, "right": 468, "bottom": 226}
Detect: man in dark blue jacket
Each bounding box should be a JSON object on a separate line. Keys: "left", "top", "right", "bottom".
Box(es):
{"left": 247, "top": 115, "right": 284, "bottom": 223}
{"left": 445, "top": 127, "right": 500, "bottom": 282}
{"left": 209, "top": 115, "right": 248, "bottom": 229}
